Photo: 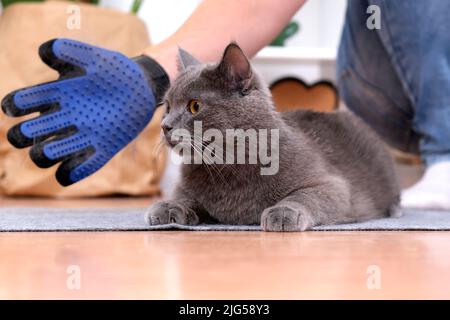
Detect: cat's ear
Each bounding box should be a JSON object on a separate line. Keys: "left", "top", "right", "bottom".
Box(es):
{"left": 217, "top": 42, "right": 253, "bottom": 92}
{"left": 177, "top": 47, "right": 201, "bottom": 72}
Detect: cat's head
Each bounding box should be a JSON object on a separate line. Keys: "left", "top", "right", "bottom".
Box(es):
{"left": 160, "top": 42, "right": 274, "bottom": 148}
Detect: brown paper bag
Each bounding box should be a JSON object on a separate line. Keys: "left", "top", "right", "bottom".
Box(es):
{"left": 0, "top": 1, "right": 166, "bottom": 197}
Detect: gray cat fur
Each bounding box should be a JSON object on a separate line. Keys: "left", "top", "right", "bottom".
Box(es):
{"left": 145, "top": 43, "right": 400, "bottom": 231}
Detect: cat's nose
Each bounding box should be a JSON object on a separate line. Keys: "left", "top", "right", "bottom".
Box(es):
{"left": 161, "top": 123, "right": 173, "bottom": 135}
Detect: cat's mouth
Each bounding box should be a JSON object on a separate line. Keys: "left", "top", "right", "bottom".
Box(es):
{"left": 161, "top": 129, "right": 176, "bottom": 148}
{"left": 163, "top": 136, "right": 177, "bottom": 148}
{"left": 162, "top": 129, "right": 195, "bottom": 149}
{"left": 162, "top": 135, "right": 189, "bottom": 149}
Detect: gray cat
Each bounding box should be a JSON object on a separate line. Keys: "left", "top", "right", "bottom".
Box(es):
{"left": 145, "top": 43, "right": 400, "bottom": 231}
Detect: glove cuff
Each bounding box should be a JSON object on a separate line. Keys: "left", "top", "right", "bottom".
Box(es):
{"left": 133, "top": 55, "right": 170, "bottom": 104}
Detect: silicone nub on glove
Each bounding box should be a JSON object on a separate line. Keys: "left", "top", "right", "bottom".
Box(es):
{"left": 1, "top": 38, "right": 169, "bottom": 186}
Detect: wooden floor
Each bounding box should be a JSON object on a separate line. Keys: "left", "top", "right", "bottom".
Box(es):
{"left": 1, "top": 197, "right": 450, "bottom": 299}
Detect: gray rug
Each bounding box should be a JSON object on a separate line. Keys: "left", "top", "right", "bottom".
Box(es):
{"left": 1, "top": 207, "right": 450, "bottom": 232}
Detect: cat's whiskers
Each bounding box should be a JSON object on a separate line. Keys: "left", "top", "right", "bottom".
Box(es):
{"left": 189, "top": 139, "right": 220, "bottom": 185}
{"left": 194, "top": 141, "right": 229, "bottom": 186}
{"left": 203, "top": 143, "right": 240, "bottom": 181}
{"left": 188, "top": 137, "right": 231, "bottom": 185}
{"left": 200, "top": 141, "right": 244, "bottom": 180}
{"left": 202, "top": 152, "right": 228, "bottom": 185}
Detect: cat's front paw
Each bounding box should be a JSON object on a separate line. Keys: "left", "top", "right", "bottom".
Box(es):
{"left": 261, "top": 202, "right": 313, "bottom": 232}
{"left": 145, "top": 201, "right": 199, "bottom": 226}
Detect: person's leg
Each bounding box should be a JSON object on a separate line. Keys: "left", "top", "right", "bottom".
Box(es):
{"left": 368, "top": 0, "right": 450, "bottom": 166}
{"left": 337, "top": 0, "right": 419, "bottom": 155}
{"left": 338, "top": 0, "right": 450, "bottom": 209}
{"left": 370, "top": 0, "right": 450, "bottom": 209}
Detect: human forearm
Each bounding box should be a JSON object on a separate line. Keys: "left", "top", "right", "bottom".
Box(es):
{"left": 144, "top": 0, "right": 305, "bottom": 80}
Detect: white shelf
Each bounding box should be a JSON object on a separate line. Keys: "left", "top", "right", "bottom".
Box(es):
{"left": 253, "top": 46, "right": 337, "bottom": 62}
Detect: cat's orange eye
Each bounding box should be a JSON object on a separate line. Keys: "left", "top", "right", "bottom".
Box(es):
{"left": 188, "top": 99, "right": 201, "bottom": 114}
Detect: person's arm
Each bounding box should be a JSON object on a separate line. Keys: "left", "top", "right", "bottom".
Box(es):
{"left": 145, "top": 0, "right": 305, "bottom": 80}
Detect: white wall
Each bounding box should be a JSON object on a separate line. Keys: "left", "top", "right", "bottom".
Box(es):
{"left": 287, "top": 0, "right": 346, "bottom": 49}
{"left": 100, "top": 0, "right": 201, "bottom": 44}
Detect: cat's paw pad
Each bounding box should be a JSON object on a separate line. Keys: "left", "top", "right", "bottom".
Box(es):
{"left": 145, "top": 201, "right": 199, "bottom": 226}
{"left": 261, "top": 203, "right": 312, "bottom": 232}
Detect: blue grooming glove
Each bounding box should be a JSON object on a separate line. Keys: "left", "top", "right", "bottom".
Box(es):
{"left": 1, "top": 38, "right": 169, "bottom": 186}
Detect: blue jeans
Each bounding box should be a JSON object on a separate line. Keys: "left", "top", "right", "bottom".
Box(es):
{"left": 337, "top": 0, "right": 450, "bottom": 166}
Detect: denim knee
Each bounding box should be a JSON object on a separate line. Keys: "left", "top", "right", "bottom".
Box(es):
{"left": 337, "top": 0, "right": 419, "bottom": 154}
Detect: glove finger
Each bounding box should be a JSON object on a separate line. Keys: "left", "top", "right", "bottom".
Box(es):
{"left": 40, "top": 39, "right": 101, "bottom": 75}
{"left": 29, "top": 132, "right": 89, "bottom": 169}
{"left": 7, "top": 113, "right": 76, "bottom": 148}
{"left": 55, "top": 147, "right": 96, "bottom": 186}
{"left": 1, "top": 85, "right": 59, "bottom": 117}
